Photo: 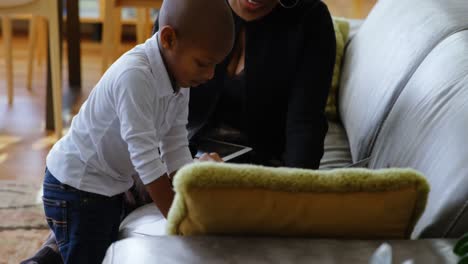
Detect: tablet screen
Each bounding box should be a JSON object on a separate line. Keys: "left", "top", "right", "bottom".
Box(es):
{"left": 195, "top": 138, "right": 252, "bottom": 162}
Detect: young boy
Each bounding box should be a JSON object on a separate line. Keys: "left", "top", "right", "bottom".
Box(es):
{"left": 38, "top": 0, "right": 234, "bottom": 263}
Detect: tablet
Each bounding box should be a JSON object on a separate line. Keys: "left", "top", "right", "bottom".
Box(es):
{"left": 195, "top": 138, "right": 253, "bottom": 162}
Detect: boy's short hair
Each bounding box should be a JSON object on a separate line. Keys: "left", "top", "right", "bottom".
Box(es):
{"left": 154, "top": 0, "right": 234, "bottom": 50}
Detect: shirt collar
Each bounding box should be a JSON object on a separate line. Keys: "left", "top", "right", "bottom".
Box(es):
{"left": 144, "top": 32, "right": 184, "bottom": 97}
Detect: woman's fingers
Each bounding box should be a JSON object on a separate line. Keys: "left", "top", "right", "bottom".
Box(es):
{"left": 197, "top": 152, "right": 224, "bottom": 162}
{"left": 208, "top": 152, "right": 223, "bottom": 161}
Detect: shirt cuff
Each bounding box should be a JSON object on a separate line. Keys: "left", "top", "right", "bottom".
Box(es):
{"left": 163, "top": 147, "right": 193, "bottom": 174}
{"left": 138, "top": 159, "right": 168, "bottom": 185}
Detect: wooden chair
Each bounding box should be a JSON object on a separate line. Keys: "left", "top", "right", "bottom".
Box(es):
{"left": 101, "top": 0, "right": 163, "bottom": 73}
{"left": 0, "top": 0, "right": 63, "bottom": 139}
{"left": 26, "top": 16, "right": 48, "bottom": 91}
{"left": 1, "top": 15, "right": 47, "bottom": 92}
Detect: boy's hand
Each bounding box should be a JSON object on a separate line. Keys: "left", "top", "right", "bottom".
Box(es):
{"left": 197, "top": 152, "right": 224, "bottom": 162}
{"left": 145, "top": 152, "right": 222, "bottom": 218}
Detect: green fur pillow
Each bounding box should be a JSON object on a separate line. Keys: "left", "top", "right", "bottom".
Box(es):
{"left": 326, "top": 18, "right": 350, "bottom": 121}
{"left": 167, "top": 162, "right": 429, "bottom": 239}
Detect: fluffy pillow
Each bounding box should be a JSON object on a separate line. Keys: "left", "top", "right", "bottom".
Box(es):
{"left": 167, "top": 163, "right": 429, "bottom": 239}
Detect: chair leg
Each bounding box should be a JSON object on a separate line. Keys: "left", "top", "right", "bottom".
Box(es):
{"left": 47, "top": 8, "right": 63, "bottom": 139}
{"left": 36, "top": 18, "right": 47, "bottom": 67}
{"left": 102, "top": 0, "right": 121, "bottom": 73}
{"left": 27, "top": 16, "right": 39, "bottom": 91}
{"left": 136, "top": 8, "right": 149, "bottom": 44}
{"left": 2, "top": 16, "right": 13, "bottom": 105}
{"left": 147, "top": 9, "right": 155, "bottom": 38}
{"left": 113, "top": 7, "right": 122, "bottom": 62}
{"left": 101, "top": 0, "right": 112, "bottom": 73}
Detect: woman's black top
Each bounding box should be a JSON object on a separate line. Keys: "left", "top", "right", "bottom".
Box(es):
{"left": 156, "top": 0, "right": 337, "bottom": 169}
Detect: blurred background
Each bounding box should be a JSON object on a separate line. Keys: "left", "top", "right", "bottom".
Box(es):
{"left": 0, "top": 0, "right": 377, "bottom": 183}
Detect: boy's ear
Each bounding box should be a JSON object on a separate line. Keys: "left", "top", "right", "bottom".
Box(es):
{"left": 159, "top": 26, "right": 177, "bottom": 50}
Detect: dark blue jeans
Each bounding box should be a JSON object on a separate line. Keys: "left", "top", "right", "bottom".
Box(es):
{"left": 43, "top": 168, "right": 123, "bottom": 264}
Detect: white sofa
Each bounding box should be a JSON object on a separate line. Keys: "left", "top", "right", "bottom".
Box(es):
{"left": 336, "top": 0, "right": 468, "bottom": 238}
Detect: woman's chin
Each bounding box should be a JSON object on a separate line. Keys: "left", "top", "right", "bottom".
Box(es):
{"left": 236, "top": 0, "right": 276, "bottom": 21}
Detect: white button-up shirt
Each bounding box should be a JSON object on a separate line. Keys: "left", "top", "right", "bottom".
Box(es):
{"left": 47, "top": 33, "right": 193, "bottom": 197}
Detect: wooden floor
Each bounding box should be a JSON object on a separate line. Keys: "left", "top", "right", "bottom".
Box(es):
{"left": 0, "top": 0, "right": 377, "bottom": 183}
{"left": 324, "top": 0, "right": 377, "bottom": 18}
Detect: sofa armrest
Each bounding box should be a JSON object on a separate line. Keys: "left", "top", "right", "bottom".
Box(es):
{"left": 103, "top": 237, "right": 458, "bottom": 264}
{"left": 342, "top": 18, "right": 364, "bottom": 42}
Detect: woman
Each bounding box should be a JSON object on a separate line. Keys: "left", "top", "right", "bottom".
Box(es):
{"left": 186, "top": 0, "right": 336, "bottom": 169}
{"left": 22, "top": 1, "right": 335, "bottom": 263}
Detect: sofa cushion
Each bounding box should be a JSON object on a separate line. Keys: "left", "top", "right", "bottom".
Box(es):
{"left": 338, "top": 0, "right": 468, "bottom": 162}
{"left": 346, "top": 18, "right": 364, "bottom": 42}
{"left": 325, "top": 18, "right": 350, "bottom": 121}
{"left": 369, "top": 31, "right": 468, "bottom": 238}
{"left": 119, "top": 203, "right": 166, "bottom": 238}
{"left": 167, "top": 163, "right": 429, "bottom": 239}
{"left": 319, "top": 121, "right": 353, "bottom": 169}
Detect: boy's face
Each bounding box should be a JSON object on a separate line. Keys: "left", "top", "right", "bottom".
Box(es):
{"left": 160, "top": 28, "right": 228, "bottom": 88}
{"left": 168, "top": 45, "right": 220, "bottom": 88}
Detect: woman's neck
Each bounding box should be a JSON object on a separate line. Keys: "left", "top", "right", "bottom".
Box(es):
{"left": 227, "top": 27, "right": 246, "bottom": 78}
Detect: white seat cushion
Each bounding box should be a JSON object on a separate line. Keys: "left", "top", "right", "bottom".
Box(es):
{"left": 319, "top": 121, "right": 353, "bottom": 169}
{"left": 119, "top": 204, "right": 167, "bottom": 238}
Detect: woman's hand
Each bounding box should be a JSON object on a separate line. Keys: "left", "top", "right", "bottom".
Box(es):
{"left": 196, "top": 152, "right": 224, "bottom": 162}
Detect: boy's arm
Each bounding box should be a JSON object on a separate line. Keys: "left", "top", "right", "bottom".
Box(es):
{"left": 149, "top": 153, "right": 222, "bottom": 218}
{"left": 159, "top": 92, "right": 193, "bottom": 174}
{"left": 145, "top": 174, "right": 174, "bottom": 218}
{"left": 114, "top": 70, "right": 175, "bottom": 214}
